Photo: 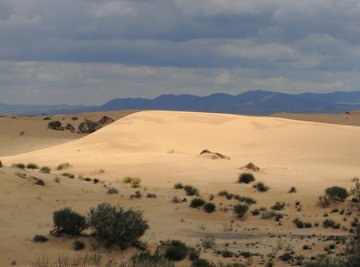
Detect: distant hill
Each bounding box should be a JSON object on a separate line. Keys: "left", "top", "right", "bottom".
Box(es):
{"left": 2, "top": 90, "right": 360, "bottom": 115}
{"left": 100, "top": 90, "right": 360, "bottom": 115}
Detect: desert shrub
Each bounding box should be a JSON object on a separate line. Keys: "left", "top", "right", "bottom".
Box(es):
{"left": 12, "top": 163, "right": 25, "bottom": 169}
{"left": 33, "top": 235, "right": 48, "bottom": 243}
{"left": 73, "top": 240, "right": 85, "bottom": 251}
{"left": 221, "top": 249, "right": 233, "bottom": 258}
{"left": 78, "top": 119, "right": 98, "bottom": 133}
{"left": 261, "top": 209, "right": 276, "bottom": 219}
{"left": 71, "top": 116, "right": 78, "bottom": 121}
{"left": 190, "top": 198, "right": 205, "bottom": 208}
{"left": 174, "top": 183, "right": 184, "bottom": 189}
{"left": 302, "top": 255, "right": 345, "bottom": 267}
{"left": 271, "top": 202, "right": 285, "bottom": 211}
{"left": 40, "top": 166, "right": 51, "bottom": 173}
{"left": 107, "top": 187, "right": 119, "bottom": 194}
{"left": 130, "top": 250, "right": 175, "bottom": 267}
{"left": 203, "top": 203, "right": 216, "bottom": 213}
{"left": 253, "top": 182, "right": 269, "bottom": 192}
{"left": 123, "top": 176, "right": 141, "bottom": 188}
{"left": 184, "top": 185, "right": 199, "bottom": 196}
{"left": 93, "top": 178, "right": 100, "bottom": 184}
{"left": 209, "top": 194, "right": 214, "bottom": 201}
{"left": 325, "top": 186, "right": 349, "bottom": 202}
{"left": 238, "top": 173, "right": 255, "bottom": 184}
{"left": 225, "top": 193, "right": 234, "bottom": 200}
{"left": 57, "top": 163, "right": 71, "bottom": 170}
{"left": 350, "top": 178, "right": 360, "bottom": 201}
{"left": 62, "top": 172, "right": 75, "bottom": 179}
{"left": 323, "top": 219, "right": 340, "bottom": 229}
{"left": 275, "top": 213, "right": 284, "bottom": 221}
{"left": 53, "top": 207, "right": 87, "bottom": 236}
{"left": 161, "top": 240, "right": 188, "bottom": 261}
{"left": 233, "top": 195, "right": 257, "bottom": 205}
{"left": 0, "top": 161, "right": 2, "bottom": 168}
{"left": 27, "top": 163, "right": 39, "bottom": 170}
{"left": 218, "top": 190, "right": 229, "bottom": 197}
{"left": 48, "top": 121, "right": 62, "bottom": 130}
{"left": 84, "top": 177, "right": 92, "bottom": 182}
{"left": 289, "top": 186, "right": 297, "bottom": 193}
{"left": 201, "top": 235, "right": 215, "bottom": 249}
{"left": 251, "top": 209, "right": 261, "bottom": 216}
{"left": 88, "top": 202, "right": 148, "bottom": 247}
{"left": 146, "top": 193, "right": 157, "bottom": 198}
{"left": 234, "top": 204, "right": 249, "bottom": 219}
{"left": 191, "top": 258, "right": 214, "bottom": 267}
{"left": 293, "top": 218, "right": 312, "bottom": 228}
{"left": 318, "top": 195, "right": 331, "bottom": 208}
{"left": 35, "top": 178, "right": 45, "bottom": 186}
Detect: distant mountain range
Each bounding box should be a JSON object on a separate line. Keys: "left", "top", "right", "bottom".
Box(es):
{"left": 2, "top": 90, "right": 360, "bottom": 115}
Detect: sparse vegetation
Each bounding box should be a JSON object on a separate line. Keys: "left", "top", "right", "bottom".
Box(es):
{"left": 26, "top": 163, "right": 39, "bottom": 170}
{"left": 88, "top": 202, "right": 148, "bottom": 248}
{"left": 271, "top": 202, "right": 285, "bottom": 211}
{"left": 57, "top": 163, "right": 71, "bottom": 170}
{"left": 73, "top": 240, "right": 85, "bottom": 251}
{"left": 33, "top": 235, "right": 48, "bottom": 243}
{"left": 293, "top": 218, "right": 312, "bottom": 228}
{"left": 323, "top": 219, "right": 340, "bottom": 229}
{"left": 253, "top": 182, "right": 269, "bottom": 192}
{"left": 238, "top": 173, "right": 255, "bottom": 184}
{"left": 190, "top": 198, "right": 206, "bottom": 208}
{"left": 161, "top": 240, "right": 188, "bottom": 261}
{"left": 123, "top": 176, "right": 142, "bottom": 188}
{"left": 47, "top": 120, "right": 62, "bottom": 130}
{"left": 78, "top": 119, "right": 98, "bottom": 133}
{"left": 233, "top": 204, "right": 249, "bottom": 219}
{"left": 12, "top": 163, "right": 25, "bottom": 169}
{"left": 174, "top": 183, "right": 184, "bottom": 189}
{"left": 107, "top": 187, "right": 119, "bottom": 194}
{"left": 289, "top": 186, "right": 297, "bottom": 193}
{"left": 350, "top": 177, "right": 360, "bottom": 202}
{"left": 203, "top": 203, "right": 216, "bottom": 213}
{"left": 325, "top": 186, "right": 349, "bottom": 202}
{"left": 62, "top": 172, "right": 75, "bottom": 179}
{"left": 201, "top": 235, "right": 215, "bottom": 249}
{"left": 40, "top": 166, "right": 51, "bottom": 173}
{"left": 184, "top": 185, "right": 199, "bottom": 196}
{"left": 52, "top": 207, "right": 87, "bottom": 236}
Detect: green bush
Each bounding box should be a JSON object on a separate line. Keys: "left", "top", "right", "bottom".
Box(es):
{"left": 293, "top": 218, "right": 312, "bottom": 228}
{"left": 161, "top": 240, "right": 188, "bottom": 261}
{"left": 233, "top": 195, "right": 257, "bottom": 205}
{"left": 190, "top": 198, "right": 205, "bottom": 208}
{"left": 35, "top": 178, "right": 45, "bottom": 186}
{"left": 53, "top": 207, "right": 87, "bottom": 236}
{"left": 203, "top": 203, "right": 216, "bottom": 213}
{"left": 323, "top": 219, "right": 340, "bottom": 229}
{"left": 62, "top": 172, "right": 75, "bottom": 179}
{"left": 253, "top": 182, "right": 269, "bottom": 192}
{"left": 56, "top": 162, "right": 71, "bottom": 170}
{"left": 325, "top": 186, "right": 349, "bottom": 202}
{"left": 73, "top": 240, "right": 85, "bottom": 251}
{"left": 271, "top": 202, "right": 285, "bottom": 211}
{"left": 12, "top": 163, "right": 25, "bottom": 169}
{"left": 88, "top": 202, "right": 148, "bottom": 247}
{"left": 174, "top": 183, "right": 184, "bottom": 190}
{"left": 191, "top": 258, "right": 214, "bottom": 267}
{"left": 48, "top": 121, "right": 62, "bottom": 130}
{"left": 238, "top": 173, "right": 255, "bottom": 184}
{"left": 184, "top": 185, "right": 199, "bottom": 196}
{"left": 26, "top": 163, "right": 39, "bottom": 170}
{"left": 234, "top": 204, "right": 249, "bottom": 219}
{"left": 40, "top": 166, "right": 51, "bottom": 173}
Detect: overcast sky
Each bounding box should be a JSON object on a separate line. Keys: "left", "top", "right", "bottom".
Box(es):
{"left": 1, "top": 0, "right": 360, "bottom": 105}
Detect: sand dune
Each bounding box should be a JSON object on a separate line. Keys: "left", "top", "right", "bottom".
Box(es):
{"left": 1, "top": 110, "right": 359, "bottom": 266}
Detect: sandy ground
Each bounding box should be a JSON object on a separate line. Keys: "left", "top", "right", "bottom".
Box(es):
{"left": 0, "top": 110, "right": 359, "bottom": 266}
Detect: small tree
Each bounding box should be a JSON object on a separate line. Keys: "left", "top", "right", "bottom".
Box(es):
{"left": 88, "top": 202, "right": 148, "bottom": 247}
{"left": 234, "top": 204, "right": 249, "bottom": 219}
{"left": 53, "top": 207, "right": 87, "bottom": 236}
{"left": 350, "top": 178, "right": 360, "bottom": 202}
{"left": 325, "top": 186, "right": 349, "bottom": 202}
{"left": 48, "top": 121, "right": 62, "bottom": 130}
{"left": 238, "top": 173, "right": 255, "bottom": 184}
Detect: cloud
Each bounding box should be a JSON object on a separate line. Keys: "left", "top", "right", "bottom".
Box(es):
{"left": 0, "top": 0, "right": 360, "bottom": 104}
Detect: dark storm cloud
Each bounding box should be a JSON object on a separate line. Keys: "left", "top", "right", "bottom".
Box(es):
{"left": 1, "top": 0, "right": 360, "bottom": 104}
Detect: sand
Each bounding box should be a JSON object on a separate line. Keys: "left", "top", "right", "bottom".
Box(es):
{"left": 0, "top": 110, "right": 359, "bottom": 266}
